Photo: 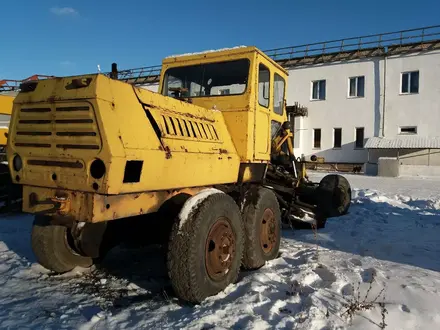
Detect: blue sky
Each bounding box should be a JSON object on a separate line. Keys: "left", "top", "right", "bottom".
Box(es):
{"left": 1, "top": 0, "right": 439, "bottom": 79}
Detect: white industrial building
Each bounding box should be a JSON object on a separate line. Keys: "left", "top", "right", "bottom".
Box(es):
{"left": 140, "top": 25, "right": 440, "bottom": 176}
{"left": 284, "top": 40, "right": 440, "bottom": 175}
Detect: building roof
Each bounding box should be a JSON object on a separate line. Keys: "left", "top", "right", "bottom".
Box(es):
{"left": 365, "top": 136, "right": 440, "bottom": 149}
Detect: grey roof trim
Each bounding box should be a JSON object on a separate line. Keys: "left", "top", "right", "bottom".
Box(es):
{"left": 365, "top": 136, "right": 440, "bottom": 149}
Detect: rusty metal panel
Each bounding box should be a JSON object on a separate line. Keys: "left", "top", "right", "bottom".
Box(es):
{"left": 91, "top": 186, "right": 206, "bottom": 222}
{"left": 22, "top": 185, "right": 207, "bottom": 223}
{"left": 22, "top": 186, "right": 93, "bottom": 222}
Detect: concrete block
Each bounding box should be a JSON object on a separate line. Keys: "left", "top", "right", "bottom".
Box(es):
{"left": 378, "top": 157, "right": 399, "bottom": 177}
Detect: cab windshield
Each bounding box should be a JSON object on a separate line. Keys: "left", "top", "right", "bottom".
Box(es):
{"left": 162, "top": 59, "right": 250, "bottom": 98}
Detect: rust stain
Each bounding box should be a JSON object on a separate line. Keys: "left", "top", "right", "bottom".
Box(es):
{"left": 164, "top": 146, "right": 172, "bottom": 159}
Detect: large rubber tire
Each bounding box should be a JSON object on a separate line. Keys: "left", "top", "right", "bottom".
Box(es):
{"left": 167, "top": 191, "right": 244, "bottom": 303}
{"left": 317, "top": 174, "right": 352, "bottom": 218}
{"left": 156, "top": 193, "right": 192, "bottom": 246}
{"left": 31, "top": 215, "right": 93, "bottom": 273}
{"left": 241, "top": 187, "right": 281, "bottom": 270}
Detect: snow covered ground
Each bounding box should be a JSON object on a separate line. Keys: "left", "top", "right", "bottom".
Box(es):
{"left": 1, "top": 172, "right": 440, "bottom": 329}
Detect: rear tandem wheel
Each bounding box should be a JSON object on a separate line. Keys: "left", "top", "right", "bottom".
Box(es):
{"left": 241, "top": 187, "right": 281, "bottom": 270}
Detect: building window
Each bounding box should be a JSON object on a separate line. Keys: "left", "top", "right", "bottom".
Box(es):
{"left": 313, "top": 128, "right": 321, "bottom": 149}
{"left": 355, "top": 127, "right": 364, "bottom": 149}
{"left": 349, "top": 76, "right": 365, "bottom": 97}
{"left": 311, "top": 80, "right": 326, "bottom": 100}
{"left": 399, "top": 126, "right": 417, "bottom": 135}
{"left": 258, "top": 64, "right": 270, "bottom": 107}
{"left": 401, "top": 71, "right": 419, "bottom": 94}
{"left": 333, "top": 128, "right": 342, "bottom": 148}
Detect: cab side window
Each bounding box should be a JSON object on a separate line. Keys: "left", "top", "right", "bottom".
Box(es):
{"left": 273, "top": 73, "right": 285, "bottom": 115}
{"left": 258, "top": 64, "right": 270, "bottom": 108}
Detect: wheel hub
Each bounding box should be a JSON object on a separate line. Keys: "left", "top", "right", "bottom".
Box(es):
{"left": 260, "top": 208, "right": 278, "bottom": 254}
{"left": 205, "top": 218, "right": 235, "bottom": 281}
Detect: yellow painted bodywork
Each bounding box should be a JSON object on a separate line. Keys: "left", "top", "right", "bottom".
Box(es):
{"left": 160, "top": 46, "right": 288, "bottom": 163}
{"left": 0, "top": 95, "right": 13, "bottom": 145}
{"left": 8, "top": 76, "right": 240, "bottom": 195}
{"left": 7, "top": 46, "right": 291, "bottom": 222}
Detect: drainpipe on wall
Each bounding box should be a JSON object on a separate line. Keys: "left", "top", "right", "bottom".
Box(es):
{"left": 381, "top": 55, "right": 387, "bottom": 137}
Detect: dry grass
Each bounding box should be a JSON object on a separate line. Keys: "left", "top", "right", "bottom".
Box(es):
{"left": 340, "top": 272, "right": 388, "bottom": 329}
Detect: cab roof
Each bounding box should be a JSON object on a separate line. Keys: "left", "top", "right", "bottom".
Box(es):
{"left": 162, "top": 46, "right": 288, "bottom": 75}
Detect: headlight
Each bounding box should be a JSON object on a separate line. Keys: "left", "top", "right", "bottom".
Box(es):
{"left": 90, "top": 158, "right": 106, "bottom": 179}
{"left": 13, "top": 154, "right": 22, "bottom": 171}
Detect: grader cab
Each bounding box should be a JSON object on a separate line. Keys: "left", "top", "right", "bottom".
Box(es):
{"left": 6, "top": 46, "right": 351, "bottom": 303}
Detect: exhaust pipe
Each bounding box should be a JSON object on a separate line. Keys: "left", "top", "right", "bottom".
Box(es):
{"left": 110, "top": 63, "right": 118, "bottom": 79}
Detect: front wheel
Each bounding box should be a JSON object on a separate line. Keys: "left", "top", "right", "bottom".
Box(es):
{"left": 31, "top": 216, "right": 93, "bottom": 273}
{"left": 167, "top": 190, "right": 244, "bottom": 303}
{"left": 317, "top": 174, "right": 352, "bottom": 218}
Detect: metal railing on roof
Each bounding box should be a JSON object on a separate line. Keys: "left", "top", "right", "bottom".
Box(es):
{"left": 264, "top": 24, "right": 440, "bottom": 63}
{"left": 2, "top": 25, "right": 439, "bottom": 91}
{"left": 110, "top": 24, "right": 440, "bottom": 85}
{"left": 103, "top": 65, "right": 162, "bottom": 85}
{"left": 0, "top": 75, "right": 55, "bottom": 93}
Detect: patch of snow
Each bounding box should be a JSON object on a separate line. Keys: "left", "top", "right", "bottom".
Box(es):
{"left": 0, "top": 173, "right": 440, "bottom": 329}
{"left": 178, "top": 188, "right": 224, "bottom": 230}
{"left": 165, "top": 45, "right": 248, "bottom": 59}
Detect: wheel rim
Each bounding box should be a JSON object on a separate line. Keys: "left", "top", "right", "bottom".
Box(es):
{"left": 205, "top": 217, "right": 235, "bottom": 281}
{"left": 260, "top": 208, "right": 278, "bottom": 254}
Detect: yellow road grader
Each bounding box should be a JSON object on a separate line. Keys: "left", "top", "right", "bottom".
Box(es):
{"left": 6, "top": 46, "right": 351, "bottom": 303}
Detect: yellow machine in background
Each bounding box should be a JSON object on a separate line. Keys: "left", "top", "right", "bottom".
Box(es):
{"left": 0, "top": 95, "right": 21, "bottom": 211}
{"left": 0, "top": 95, "right": 13, "bottom": 146}
{"left": 6, "top": 46, "right": 351, "bottom": 303}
